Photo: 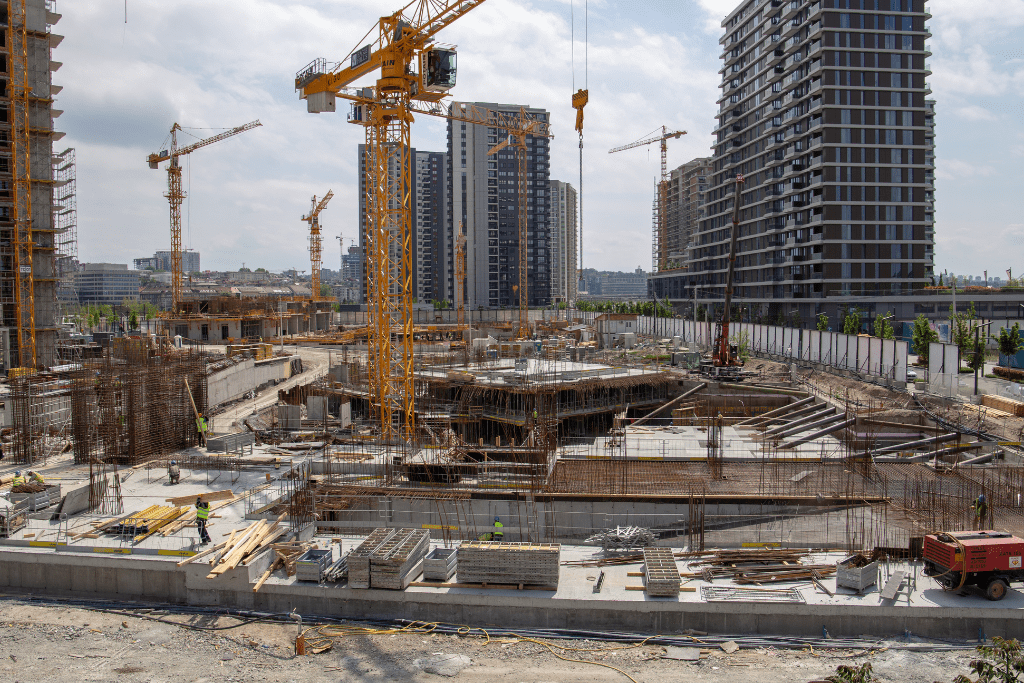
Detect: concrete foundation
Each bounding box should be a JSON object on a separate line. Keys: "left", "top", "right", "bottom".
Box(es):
{"left": 1, "top": 547, "right": 1022, "bottom": 640}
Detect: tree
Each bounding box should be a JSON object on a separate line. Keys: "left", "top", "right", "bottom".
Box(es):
{"left": 842, "top": 307, "right": 862, "bottom": 335}
{"left": 873, "top": 311, "right": 895, "bottom": 339}
{"left": 319, "top": 283, "right": 333, "bottom": 299}
{"left": 912, "top": 314, "right": 938, "bottom": 362}
{"left": 817, "top": 312, "right": 829, "bottom": 331}
{"left": 827, "top": 662, "right": 874, "bottom": 683}
{"left": 954, "top": 637, "right": 1024, "bottom": 683}
{"left": 128, "top": 310, "right": 139, "bottom": 331}
{"left": 995, "top": 323, "right": 1024, "bottom": 358}
{"left": 735, "top": 330, "right": 751, "bottom": 362}
{"left": 951, "top": 302, "right": 984, "bottom": 371}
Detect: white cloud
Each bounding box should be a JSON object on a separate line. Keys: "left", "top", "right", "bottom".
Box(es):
{"left": 953, "top": 105, "right": 996, "bottom": 121}
{"left": 935, "top": 159, "right": 995, "bottom": 181}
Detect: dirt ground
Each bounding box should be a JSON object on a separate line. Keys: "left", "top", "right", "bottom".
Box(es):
{"left": 0, "top": 599, "right": 978, "bottom": 683}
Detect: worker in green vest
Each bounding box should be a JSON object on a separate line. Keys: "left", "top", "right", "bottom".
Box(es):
{"left": 972, "top": 494, "right": 988, "bottom": 531}
{"left": 196, "top": 414, "right": 208, "bottom": 446}
{"left": 493, "top": 517, "right": 504, "bottom": 542}
{"left": 195, "top": 496, "right": 211, "bottom": 545}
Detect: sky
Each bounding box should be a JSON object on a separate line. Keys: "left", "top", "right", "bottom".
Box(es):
{"left": 57, "top": 0, "right": 1023, "bottom": 278}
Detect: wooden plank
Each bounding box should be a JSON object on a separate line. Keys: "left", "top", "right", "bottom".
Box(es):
{"left": 253, "top": 558, "right": 282, "bottom": 593}
{"left": 879, "top": 571, "right": 905, "bottom": 600}
{"left": 165, "top": 489, "right": 235, "bottom": 506}
{"left": 177, "top": 538, "right": 230, "bottom": 566}
{"left": 408, "top": 582, "right": 556, "bottom": 591}
{"left": 626, "top": 586, "right": 697, "bottom": 592}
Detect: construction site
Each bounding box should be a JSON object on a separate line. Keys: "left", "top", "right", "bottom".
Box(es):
{"left": 1, "top": 0, "right": 1023, "bottom": 680}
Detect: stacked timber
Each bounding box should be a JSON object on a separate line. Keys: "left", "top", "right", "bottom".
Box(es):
{"left": 176, "top": 516, "right": 287, "bottom": 579}
{"left": 642, "top": 547, "right": 680, "bottom": 596}
{"left": 456, "top": 541, "right": 560, "bottom": 588}
{"left": 981, "top": 394, "right": 1024, "bottom": 417}
{"left": 347, "top": 528, "right": 430, "bottom": 590}
{"left": 104, "top": 505, "right": 188, "bottom": 541}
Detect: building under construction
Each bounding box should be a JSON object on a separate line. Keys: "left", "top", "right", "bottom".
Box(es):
{"left": 0, "top": 0, "right": 65, "bottom": 370}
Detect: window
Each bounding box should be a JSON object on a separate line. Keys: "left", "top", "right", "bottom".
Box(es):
{"left": 902, "top": 130, "right": 914, "bottom": 145}
{"left": 885, "top": 130, "right": 897, "bottom": 145}
{"left": 892, "top": 73, "right": 902, "bottom": 88}
{"left": 840, "top": 128, "right": 851, "bottom": 143}
{"left": 901, "top": 16, "right": 913, "bottom": 31}
{"left": 841, "top": 109, "right": 851, "bottom": 124}
{"left": 902, "top": 111, "right": 913, "bottom": 127}
{"left": 842, "top": 205, "right": 852, "bottom": 220}
{"left": 892, "top": 243, "right": 902, "bottom": 259}
{"left": 842, "top": 263, "right": 852, "bottom": 279}
{"left": 891, "top": 263, "right": 902, "bottom": 278}
{"left": 891, "top": 148, "right": 902, "bottom": 164}
{"left": 839, "top": 13, "right": 850, "bottom": 28}
{"left": 891, "top": 54, "right": 902, "bottom": 69}
{"left": 842, "top": 224, "right": 852, "bottom": 240}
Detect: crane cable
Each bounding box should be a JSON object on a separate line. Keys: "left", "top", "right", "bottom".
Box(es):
{"left": 571, "top": 0, "right": 588, "bottom": 298}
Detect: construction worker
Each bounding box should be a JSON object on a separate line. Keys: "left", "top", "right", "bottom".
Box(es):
{"left": 27, "top": 471, "right": 44, "bottom": 485}
{"left": 195, "top": 496, "right": 211, "bottom": 545}
{"left": 493, "top": 517, "right": 504, "bottom": 541}
{"left": 10, "top": 471, "right": 25, "bottom": 487}
{"left": 196, "top": 413, "right": 209, "bottom": 446}
{"left": 167, "top": 460, "right": 180, "bottom": 485}
{"left": 972, "top": 494, "right": 988, "bottom": 531}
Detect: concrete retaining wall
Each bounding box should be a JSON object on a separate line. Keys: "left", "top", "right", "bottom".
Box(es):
{"left": 1, "top": 548, "right": 1022, "bottom": 640}
{"left": 208, "top": 355, "right": 296, "bottom": 408}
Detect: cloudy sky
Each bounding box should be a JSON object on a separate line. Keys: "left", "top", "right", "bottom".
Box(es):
{"left": 59, "top": 0, "right": 1022, "bottom": 278}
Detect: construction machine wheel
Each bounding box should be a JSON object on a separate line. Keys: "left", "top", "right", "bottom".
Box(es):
{"left": 985, "top": 578, "right": 1009, "bottom": 601}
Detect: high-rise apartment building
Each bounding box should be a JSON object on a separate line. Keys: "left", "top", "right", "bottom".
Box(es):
{"left": 357, "top": 146, "right": 449, "bottom": 304}
{"left": 447, "top": 102, "right": 551, "bottom": 309}
{"left": 154, "top": 250, "right": 200, "bottom": 274}
{"left": 655, "top": 0, "right": 935, "bottom": 324}
{"left": 663, "top": 158, "right": 711, "bottom": 272}
{"left": 548, "top": 180, "right": 577, "bottom": 303}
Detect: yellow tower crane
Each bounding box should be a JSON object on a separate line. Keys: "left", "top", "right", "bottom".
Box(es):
{"left": 609, "top": 127, "right": 686, "bottom": 274}
{"left": 294, "top": 0, "right": 550, "bottom": 438}
{"left": 147, "top": 120, "right": 262, "bottom": 313}
{"left": 455, "top": 228, "right": 466, "bottom": 329}
{"left": 301, "top": 190, "right": 334, "bottom": 301}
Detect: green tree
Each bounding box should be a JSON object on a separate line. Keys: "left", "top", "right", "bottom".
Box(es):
{"left": 842, "top": 307, "right": 862, "bottom": 335}
{"left": 319, "top": 283, "right": 333, "bottom": 299}
{"left": 954, "top": 637, "right": 1024, "bottom": 683}
{"left": 128, "top": 310, "right": 139, "bottom": 331}
{"left": 826, "top": 662, "right": 874, "bottom": 683}
{"left": 951, "top": 302, "right": 984, "bottom": 371}
{"left": 873, "top": 311, "right": 895, "bottom": 339}
{"left": 735, "top": 330, "right": 751, "bottom": 362}
{"left": 912, "top": 314, "right": 938, "bottom": 362}
{"left": 817, "top": 312, "right": 829, "bottom": 331}
{"left": 995, "top": 323, "right": 1024, "bottom": 358}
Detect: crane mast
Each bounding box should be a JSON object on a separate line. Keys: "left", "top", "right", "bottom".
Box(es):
{"left": 455, "top": 228, "right": 466, "bottom": 328}
{"left": 714, "top": 173, "right": 745, "bottom": 369}
{"left": 608, "top": 127, "right": 686, "bottom": 273}
{"left": 302, "top": 191, "right": 334, "bottom": 301}
{"left": 148, "top": 120, "right": 262, "bottom": 313}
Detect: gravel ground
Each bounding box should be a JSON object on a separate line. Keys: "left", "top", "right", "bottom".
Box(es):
{"left": 0, "top": 599, "right": 979, "bottom": 682}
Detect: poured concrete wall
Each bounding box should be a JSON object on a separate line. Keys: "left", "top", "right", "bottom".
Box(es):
{"left": 207, "top": 355, "right": 296, "bottom": 408}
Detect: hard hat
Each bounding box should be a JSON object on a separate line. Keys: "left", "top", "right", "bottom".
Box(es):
{"left": 494, "top": 516, "right": 500, "bottom": 522}
{"left": 14, "top": 470, "right": 21, "bottom": 476}
{"left": 979, "top": 494, "right": 986, "bottom": 503}
{"left": 170, "top": 461, "right": 177, "bottom": 465}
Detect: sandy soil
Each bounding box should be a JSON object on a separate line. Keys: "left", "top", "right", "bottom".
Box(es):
{"left": 0, "top": 599, "right": 978, "bottom": 683}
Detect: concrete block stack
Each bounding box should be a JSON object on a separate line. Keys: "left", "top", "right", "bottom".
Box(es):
{"left": 643, "top": 547, "right": 680, "bottom": 596}
{"left": 348, "top": 527, "right": 393, "bottom": 589}
{"left": 457, "top": 541, "right": 560, "bottom": 587}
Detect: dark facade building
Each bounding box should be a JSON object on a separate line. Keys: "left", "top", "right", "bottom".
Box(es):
{"left": 357, "top": 146, "right": 449, "bottom": 304}
{"left": 663, "top": 157, "right": 712, "bottom": 272}
{"left": 653, "top": 0, "right": 935, "bottom": 326}
{"left": 447, "top": 102, "right": 552, "bottom": 309}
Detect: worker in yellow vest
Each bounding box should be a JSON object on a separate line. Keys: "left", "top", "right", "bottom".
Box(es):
{"left": 27, "top": 471, "right": 44, "bottom": 485}
{"left": 10, "top": 471, "right": 25, "bottom": 487}
{"left": 195, "top": 496, "right": 211, "bottom": 545}
{"left": 493, "top": 517, "right": 504, "bottom": 542}
{"left": 196, "top": 414, "right": 209, "bottom": 447}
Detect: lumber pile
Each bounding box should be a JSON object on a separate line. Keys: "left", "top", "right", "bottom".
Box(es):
{"left": 457, "top": 541, "right": 560, "bottom": 588}
{"left": 251, "top": 541, "right": 314, "bottom": 593}
{"left": 643, "top": 547, "right": 681, "bottom": 596}
{"left": 176, "top": 516, "right": 287, "bottom": 579}
{"left": 981, "top": 394, "right": 1024, "bottom": 417}
{"left": 101, "top": 505, "right": 188, "bottom": 542}
{"left": 685, "top": 548, "right": 836, "bottom": 585}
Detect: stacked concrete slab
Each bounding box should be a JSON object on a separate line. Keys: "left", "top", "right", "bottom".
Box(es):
{"left": 643, "top": 547, "right": 680, "bottom": 596}
{"left": 456, "top": 542, "right": 560, "bottom": 587}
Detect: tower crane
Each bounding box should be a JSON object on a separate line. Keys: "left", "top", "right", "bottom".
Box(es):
{"left": 294, "top": 0, "right": 551, "bottom": 438}
{"left": 455, "top": 228, "right": 466, "bottom": 328}
{"left": 609, "top": 127, "right": 686, "bottom": 274}
{"left": 147, "top": 120, "right": 262, "bottom": 313}
{"left": 301, "top": 190, "right": 334, "bottom": 301}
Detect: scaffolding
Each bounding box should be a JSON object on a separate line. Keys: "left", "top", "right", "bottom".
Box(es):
{"left": 53, "top": 148, "right": 78, "bottom": 315}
